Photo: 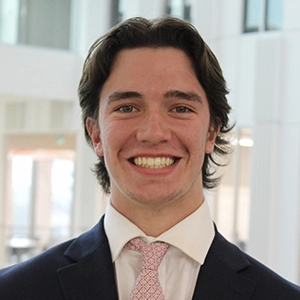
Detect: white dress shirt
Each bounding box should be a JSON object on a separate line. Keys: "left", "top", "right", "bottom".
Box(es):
{"left": 104, "top": 200, "right": 214, "bottom": 300}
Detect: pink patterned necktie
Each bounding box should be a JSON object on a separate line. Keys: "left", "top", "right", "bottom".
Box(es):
{"left": 124, "top": 237, "right": 170, "bottom": 300}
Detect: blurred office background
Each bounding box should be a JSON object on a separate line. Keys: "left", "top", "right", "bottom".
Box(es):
{"left": 0, "top": 0, "right": 299, "bottom": 285}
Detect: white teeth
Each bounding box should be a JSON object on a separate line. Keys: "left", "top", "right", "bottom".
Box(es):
{"left": 154, "top": 157, "right": 161, "bottom": 166}
{"left": 133, "top": 157, "right": 175, "bottom": 168}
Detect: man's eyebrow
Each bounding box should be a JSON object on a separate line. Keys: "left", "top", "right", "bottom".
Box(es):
{"left": 107, "top": 91, "right": 142, "bottom": 103}
{"left": 164, "top": 90, "right": 203, "bottom": 104}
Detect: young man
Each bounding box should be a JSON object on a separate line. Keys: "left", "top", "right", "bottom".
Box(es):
{"left": 0, "top": 17, "right": 299, "bottom": 299}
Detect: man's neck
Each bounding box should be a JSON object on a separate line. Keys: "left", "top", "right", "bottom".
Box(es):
{"left": 111, "top": 195, "right": 204, "bottom": 237}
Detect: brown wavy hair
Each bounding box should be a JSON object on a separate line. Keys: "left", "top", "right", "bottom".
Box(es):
{"left": 78, "top": 16, "right": 233, "bottom": 193}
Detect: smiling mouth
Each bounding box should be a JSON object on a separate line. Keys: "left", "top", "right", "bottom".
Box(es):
{"left": 132, "top": 157, "right": 176, "bottom": 169}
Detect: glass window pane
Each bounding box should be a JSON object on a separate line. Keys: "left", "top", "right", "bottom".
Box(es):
{"left": 266, "top": 0, "right": 283, "bottom": 30}
{"left": 51, "top": 159, "right": 74, "bottom": 240}
{"left": 111, "top": 0, "right": 121, "bottom": 26}
{"left": 7, "top": 150, "right": 75, "bottom": 265}
{"left": 183, "top": 0, "right": 191, "bottom": 21}
{"left": 207, "top": 128, "right": 253, "bottom": 248}
{"left": 11, "top": 155, "right": 33, "bottom": 237}
{"left": 0, "top": 0, "right": 71, "bottom": 49}
{"left": 166, "top": 0, "right": 184, "bottom": 18}
{"left": 0, "top": 0, "right": 19, "bottom": 44}
{"left": 244, "top": 0, "right": 262, "bottom": 32}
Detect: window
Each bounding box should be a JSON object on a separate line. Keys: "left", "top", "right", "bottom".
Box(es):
{"left": 206, "top": 128, "right": 253, "bottom": 249}
{"left": 0, "top": 0, "right": 71, "bottom": 49}
{"left": 265, "top": 0, "right": 283, "bottom": 30}
{"left": 244, "top": 0, "right": 261, "bottom": 32}
{"left": 165, "top": 0, "right": 192, "bottom": 21}
{"left": 111, "top": 0, "right": 122, "bottom": 26}
{"left": 11, "top": 155, "right": 33, "bottom": 238}
{"left": 7, "top": 150, "right": 75, "bottom": 265}
{"left": 0, "top": 0, "right": 19, "bottom": 44}
{"left": 243, "top": 0, "right": 283, "bottom": 32}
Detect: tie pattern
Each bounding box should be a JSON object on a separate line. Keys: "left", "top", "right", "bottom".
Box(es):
{"left": 124, "top": 238, "right": 169, "bottom": 300}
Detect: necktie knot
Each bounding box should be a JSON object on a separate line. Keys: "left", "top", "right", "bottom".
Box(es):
{"left": 124, "top": 237, "right": 169, "bottom": 299}
{"left": 125, "top": 238, "right": 169, "bottom": 271}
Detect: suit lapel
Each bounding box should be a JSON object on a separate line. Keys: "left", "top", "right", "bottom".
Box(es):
{"left": 192, "top": 230, "right": 256, "bottom": 300}
{"left": 55, "top": 219, "right": 257, "bottom": 299}
{"left": 57, "top": 217, "right": 118, "bottom": 300}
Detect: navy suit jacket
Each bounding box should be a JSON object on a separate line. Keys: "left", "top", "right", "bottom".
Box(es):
{"left": 0, "top": 216, "right": 299, "bottom": 299}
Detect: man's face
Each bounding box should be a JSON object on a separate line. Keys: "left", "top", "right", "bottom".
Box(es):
{"left": 88, "top": 47, "right": 218, "bottom": 213}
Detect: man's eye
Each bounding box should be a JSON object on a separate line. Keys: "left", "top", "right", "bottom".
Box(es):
{"left": 116, "top": 105, "right": 136, "bottom": 113}
{"left": 173, "top": 106, "right": 192, "bottom": 113}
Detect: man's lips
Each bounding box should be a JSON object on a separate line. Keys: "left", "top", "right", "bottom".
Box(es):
{"left": 130, "top": 156, "right": 178, "bottom": 169}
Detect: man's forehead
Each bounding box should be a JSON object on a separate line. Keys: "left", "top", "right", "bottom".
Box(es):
{"left": 100, "top": 46, "right": 205, "bottom": 103}
{"left": 110, "top": 46, "right": 189, "bottom": 67}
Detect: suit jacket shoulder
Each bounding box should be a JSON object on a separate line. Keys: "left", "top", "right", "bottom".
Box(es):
{"left": 0, "top": 239, "right": 74, "bottom": 300}
{"left": 0, "top": 217, "right": 118, "bottom": 300}
{"left": 192, "top": 229, "right": 300, "bottom": 299}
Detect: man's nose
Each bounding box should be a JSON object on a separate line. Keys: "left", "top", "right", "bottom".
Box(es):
{"left": 136, "top": 111, "right": 172, "bottom": 144}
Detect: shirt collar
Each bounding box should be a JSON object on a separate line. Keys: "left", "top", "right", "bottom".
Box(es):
{"left": 104, "top": 199, "right": 214, "bottom": 264}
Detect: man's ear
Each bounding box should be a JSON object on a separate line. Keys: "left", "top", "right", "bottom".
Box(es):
{"left": 205, "top": 125, "right": 220, "bottom": 154}
{"left": 86, "top": 117, "right": 103, "bottom": 156}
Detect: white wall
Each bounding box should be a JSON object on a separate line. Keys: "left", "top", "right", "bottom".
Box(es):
{"left": 247, "top": 31, "right": 300, "bottom": 283}
{"left": 0, "top": 44, "right": 82, "bottom": 101}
